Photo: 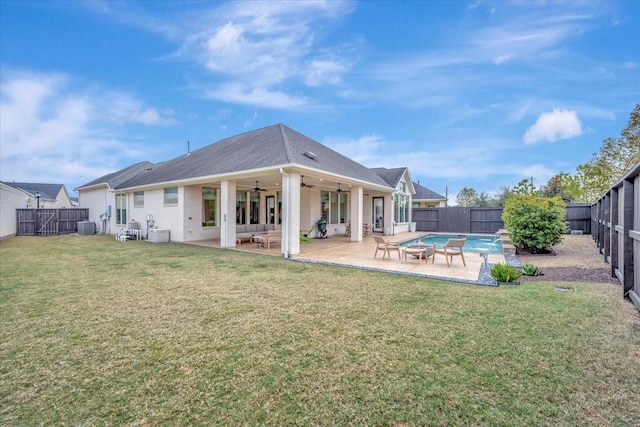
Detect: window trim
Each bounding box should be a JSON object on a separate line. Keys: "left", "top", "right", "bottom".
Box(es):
{"left": 164, "top": 187, "right": 178, "bottom": 205}
{"left": 133, "top": 191, "right": 144, "bottom": 208}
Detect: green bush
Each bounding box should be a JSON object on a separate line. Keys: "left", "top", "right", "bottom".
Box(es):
{"left": 502, "top": 195, "right": 568, "bottom": 254}
{"left": 490, "top": 263, "right": 522, "bottom": 282}
{"left": 521, "top": 264, "right": 544, "bottom": 276}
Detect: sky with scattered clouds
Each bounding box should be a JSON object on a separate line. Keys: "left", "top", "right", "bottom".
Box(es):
{"left": 1, "top": 0, "right": 639, "bottom": 201}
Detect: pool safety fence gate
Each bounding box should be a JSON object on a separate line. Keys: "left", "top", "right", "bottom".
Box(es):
{"left": 412, "top": 204, "right": 591, "bottom": 235}
{"left": 16, "top": 209, "right": 90, "bottom": 236}
{"left": 592, "top": 162, "right": 640, "bottom": 312}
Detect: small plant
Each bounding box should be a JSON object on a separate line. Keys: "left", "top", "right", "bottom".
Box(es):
{"left": 490, "top": 263, "right": 522, "bottom": 282}
{"left": 521, "top": 264, "right": 544, "bottom": 276}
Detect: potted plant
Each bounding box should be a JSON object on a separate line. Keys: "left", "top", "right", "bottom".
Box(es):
{"left": 490, "top": 263, "right": 522, "bottom": 285}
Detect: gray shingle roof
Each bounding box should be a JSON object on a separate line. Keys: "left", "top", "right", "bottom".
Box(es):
{"left": 75, "top": 161, "right": 155, "bottom": 190}
{"left": 413, "top": 181, "right": 446, "bottom": 200}
{"left": 2, "top": 182, "right": 64, "bottom": 200}
{"left": 115, "top": 124, "right": 392, "bottom": 190}
{"left": 369, "top": 167, "right": 408, "bottom": 188}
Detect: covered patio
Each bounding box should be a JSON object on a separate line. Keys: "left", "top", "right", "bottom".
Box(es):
{"left": 189, "top": 231, "right": 507, "bottom": 285}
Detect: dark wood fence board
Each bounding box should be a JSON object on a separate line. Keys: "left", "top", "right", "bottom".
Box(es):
{"left": 412, "top": 204, "right": 590, "bottom": 235}
{"left": 16, "top": 209, "right": 89, "bottom": 236}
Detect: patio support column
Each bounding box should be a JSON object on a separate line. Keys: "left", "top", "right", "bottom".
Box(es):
{"left": 220, "top": 180, "right": 236, "bottom": 248}
{"left": 350, "top": 186, "right": 363, "bottom": 242}
{"left": 281, "top": 170, "right": 300, "bottom": 256}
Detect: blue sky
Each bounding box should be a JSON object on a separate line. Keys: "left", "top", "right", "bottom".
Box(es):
{"left": 1, "top": 1, "right": 639, "bottom": 201}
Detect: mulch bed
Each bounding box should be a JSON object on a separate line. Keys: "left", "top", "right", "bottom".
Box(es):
{"left": 519, "top": 267, "right": 619, "bottom": 284}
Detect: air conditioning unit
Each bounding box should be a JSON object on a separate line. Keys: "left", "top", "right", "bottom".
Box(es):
{"left": 77, "top": 221, "right": 95, "bottom": 235}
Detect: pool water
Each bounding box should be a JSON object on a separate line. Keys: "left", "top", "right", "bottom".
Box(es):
{"left": 400, "top": 233, "right": 503, "bottom": 254}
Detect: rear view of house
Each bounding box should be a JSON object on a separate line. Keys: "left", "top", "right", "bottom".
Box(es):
{"left": 75, "top": 124, "right": 417, "bottom": 256}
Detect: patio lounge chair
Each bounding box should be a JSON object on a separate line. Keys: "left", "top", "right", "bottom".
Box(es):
{"left": 374, "top": 235, "right": 401, "bottom": 260}
{"left": 433, "top": 238, "right": 466, "bottom": 267}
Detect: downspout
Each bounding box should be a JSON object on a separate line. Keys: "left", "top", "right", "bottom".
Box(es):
{"left": 279, "top": 168, "right": 290, "bottom": 258}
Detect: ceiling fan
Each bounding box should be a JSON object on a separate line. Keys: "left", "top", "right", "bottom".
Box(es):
{"left": 252, "top": 181, "right": 267, "bottom": 192}
{"left": 336, "top": 183, "right": 350, "bottom": 193}
{"left": 300, "top": 176, "right": 315, "bottom": 188}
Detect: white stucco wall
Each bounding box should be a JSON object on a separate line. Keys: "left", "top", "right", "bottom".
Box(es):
{"left": 78, "top": 186, "right": 114, "bottom": 234}
{"left": 0, "top": 183, "right": 27, "bottom": 239}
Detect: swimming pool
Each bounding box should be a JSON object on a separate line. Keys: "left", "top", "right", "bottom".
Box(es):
{"left": 400, "top": 233, "right": 503, "bottom": 254}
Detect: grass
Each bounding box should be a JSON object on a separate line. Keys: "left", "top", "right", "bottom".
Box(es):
{"left": 1, "top": 235, "right": 639, "bottom": 426}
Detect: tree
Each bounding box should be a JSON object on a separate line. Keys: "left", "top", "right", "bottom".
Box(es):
{"left": 576, "top": 104, "right": 640, "bottom": 201}
{"left": 512, "top": 178, "right": 539, "bottom": 196}
{"left": 502, "top": 195, "right": 568, "bottom": 253}
{"left": 541, "top": 173, "right": 575, "bottom": 203}
{"left": 492, "top": 186, "right": 515, "bottom": 206}
{"left": 475, "top": 191, "right": 492, "bottom": 206}
{"left": 455, "top": 187, "right": 478, "bottom": 207}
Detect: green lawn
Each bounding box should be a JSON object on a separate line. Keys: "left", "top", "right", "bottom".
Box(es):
{"left": 1, "top": 235, "right": 638, "bottom": 426}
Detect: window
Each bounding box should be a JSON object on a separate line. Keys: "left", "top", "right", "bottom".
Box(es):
{"left": 133, "top": 191, "right": 144, "bottom": 208}
{"left": 322, "top": 191, "right": 347, "bottom": 224}
{"left": 115, "top": 193, "right": 127, "bottom": 225}
{"left": 320, "top": 191, "right": 330, "bottom": 221}
{"left": 249, "top": 191, "right": 260, "bottom": 224}
{"left": 164, "top": 187, "right": 178, "bottom": 205}
{"left": 394, "top": 194, "right": 410, "bottom": 223}
{"left": 202, "top": 187, "right": 217, "bottom": 226}
{"left": 236, "top": 190, "right": 247, "bottom": 224}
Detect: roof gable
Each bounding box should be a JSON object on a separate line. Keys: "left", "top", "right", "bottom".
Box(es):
{"left": 370, "top": 167, "right": 414, "bottom": 193}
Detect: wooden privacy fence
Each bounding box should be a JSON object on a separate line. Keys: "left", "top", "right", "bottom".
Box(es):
{"left": 592, "top": 162, "right": 640, "bottom": 311}
{"left": 16, "top": 209, "right": 89, "bottom": 236}
{"left": 412, "top": 204, "right": 592, "bottom": 234}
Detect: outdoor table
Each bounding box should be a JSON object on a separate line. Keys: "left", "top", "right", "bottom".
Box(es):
{"left": 402, "top": 244, "right": 434, "bottom": 263}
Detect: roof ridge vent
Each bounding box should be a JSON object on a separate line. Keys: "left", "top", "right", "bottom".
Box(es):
{"left": 303, "top": 151, "right": 317, "bottom": 160}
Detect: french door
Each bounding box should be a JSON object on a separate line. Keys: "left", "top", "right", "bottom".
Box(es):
{"left": 373, "top": 197, "right": 384, "bottom": 233}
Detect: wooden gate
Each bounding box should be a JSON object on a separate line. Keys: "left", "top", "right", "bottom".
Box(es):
{"left": 16, "top": 209, "right": 89, "bottom": 236}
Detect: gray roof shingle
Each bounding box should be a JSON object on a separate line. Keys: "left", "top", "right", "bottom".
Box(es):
{"left": 75, "top": 161, "right": 156, "bottom": 190}
{"left": 369, "top": 167, "right": 408, "bottom": 188}
{"left": 2, "top": 182, "right": 64, "bottom": 199}
{"left": 114, "top": 124, "right": 392, "bottom": 190}
{"left": 413, "top": 181, "right": 446, "bottom": 200}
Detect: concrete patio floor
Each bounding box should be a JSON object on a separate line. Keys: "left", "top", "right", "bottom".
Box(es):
{"left": 189, "top": 231, "right": 507, "bottom": 285}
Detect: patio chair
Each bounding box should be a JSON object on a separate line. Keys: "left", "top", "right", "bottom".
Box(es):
{"left": 433, "top": 238, "right": 466, "bottom": 267}
{"left": 373, "top": 235, "right": 401, "bottom": 260}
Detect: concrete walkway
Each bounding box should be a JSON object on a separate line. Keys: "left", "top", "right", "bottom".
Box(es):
{"left": 189, "top": 231, "right": 507, "bottom": 285}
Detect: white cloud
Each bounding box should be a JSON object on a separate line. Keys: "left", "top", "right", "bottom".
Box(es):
{"left": 494, "top": 54, "right": 513, "bottom": 65}
{"left": 173, "top": 1, "right": 353, "bottom": 108}
{"left": 205, "top": 83, "right": 307, "bottom": 109}
{"left": 523, "top": 108, "right": 583, "bottom": 144}
{"left": 0, "top": 70, "right": 175, "bottom": 189}
{"left": 305, "top": 59, "right": 347, "bottom": 87}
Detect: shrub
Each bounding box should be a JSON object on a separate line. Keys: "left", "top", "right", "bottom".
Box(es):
{"left": 490, "top": 263, "right": 522, "bottom": 282}
{"left": 521, "top": 264, "right": 544, "bottom": 276}
{"left": 502, "top": 195, "right": 568, "bottom": 254}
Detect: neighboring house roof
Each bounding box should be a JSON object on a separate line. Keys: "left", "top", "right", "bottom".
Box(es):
{"left": 2, "top": 182, "right": 63, "bottom": 200}
{"left": 101, "top": 124, "right": 393, "bottom": 190}
{"left": 76, "top": 161, "right": 156, "bottom": 191}
{"left": 412, "top": 181, "right": 446, "bottom": 200}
